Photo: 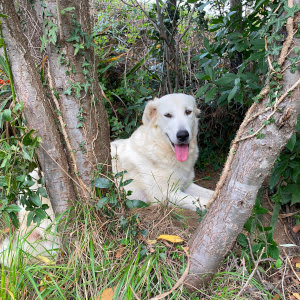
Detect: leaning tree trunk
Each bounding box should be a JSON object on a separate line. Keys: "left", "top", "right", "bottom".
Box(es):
{"left": 186, "top": 0, "right": 300, "bottom": 288}
{"left": 0, "top": 0, "right": 111, "bottom": 213}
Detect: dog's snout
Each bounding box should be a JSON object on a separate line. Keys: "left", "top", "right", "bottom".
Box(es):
{"left": 177, "top": 130, "right": 189, "bottom": 142}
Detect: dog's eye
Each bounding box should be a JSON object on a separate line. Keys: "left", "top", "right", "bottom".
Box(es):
{"left": 185, "top": 110, "right": 192, "bottom": 115}
{"left": 164, "top": 113, "right": 173, "bottom": 118}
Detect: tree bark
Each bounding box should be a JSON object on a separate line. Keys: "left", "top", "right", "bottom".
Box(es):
{"left": 0, "top": 1, "right": 111, "bottom": 212}
{"left": 0, "top": 1, "right": 75, "bottom": 214}
{"left": 34, "top": 0, "right": 111, "bottom": 197}
{"left": 186, "top": 2, "right": 300, "bottom": 288}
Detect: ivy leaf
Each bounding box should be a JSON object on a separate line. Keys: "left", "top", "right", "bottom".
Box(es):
{"left": 61, "top": 6, "right": 75, "bottom": 16}
{"left": 64, "top": 86, "right": 72, "bottom": 96}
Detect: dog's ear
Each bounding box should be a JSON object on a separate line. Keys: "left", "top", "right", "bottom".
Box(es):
{"left": 142, "top": 100, "right": 157, "bottom": 125}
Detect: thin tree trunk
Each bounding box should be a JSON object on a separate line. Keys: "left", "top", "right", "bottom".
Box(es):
{"left": 0, "top": 1, "right": 75, "bottom": 214}
{"left": 0, "top": 0, "right": 111, "bottom": 212}
{"left": 36, "top": 0, "right": 111, "bottom": 197}
{"left": 186, "top": 2, "right": 300, "bottom": 288}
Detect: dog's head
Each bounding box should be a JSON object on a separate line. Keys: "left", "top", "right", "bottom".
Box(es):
{"left": 142, "top": 93, "right": 200, "bottom": 162}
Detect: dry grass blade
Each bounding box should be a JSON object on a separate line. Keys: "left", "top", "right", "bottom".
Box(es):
{"left": 235, "top": 247, "right": 265, "bottom": 299}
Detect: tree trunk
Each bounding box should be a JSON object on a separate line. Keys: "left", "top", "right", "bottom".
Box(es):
{"left": 0, "top": 0, "right": 111, "bottom": 213}
{"left": 186, "top": 2, "right": 300, "bottom": 288}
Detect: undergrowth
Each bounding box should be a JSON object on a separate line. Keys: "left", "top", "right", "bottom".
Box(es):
{"left": 1, "top": 201, "right": 281, "bottom": 300}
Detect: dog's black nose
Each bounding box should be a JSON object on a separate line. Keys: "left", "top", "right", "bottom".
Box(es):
{"left": 177, "top": 130, "right": 189, "bottom": 142}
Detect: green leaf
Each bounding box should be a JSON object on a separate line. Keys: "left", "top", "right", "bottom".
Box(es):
{"left": 275, "top": 258, "right": 283, "bottom": 269}
{"left": 291, "top": 188, "right": 300, "bottom": 205}
{"left": 237, "top": 233, "right": 248, "bottom": 248}
{"left": 5, "top": 204, "right": 22, "bottom": 213}
{"left": 23, "top": 130, "right": 35, "bottom": 146}
{"left": 268, "top": 245, "right": 279, "bottom": 260}
{"left": 64, "top": 86, "right": 72, "bottom": 95}
{"left": 96, "top": 197, "right": 108, "bottom": 209}
{"left": 227, "top": 85, "right": 239, "bottom": 101}
{"left": 122, "top": 179, "right": 133, "bottom": 186}
{"left": 286, "top": 133, "right": 296, "bottom": 152}
{"left": 27, "top": 211, "right": 34, "bottom": 226}
{"left": 9, "top": 212, "right": 19, "bottom": 228}
{"left": 0, "top": 14, "right": 8, "bottom": 18}
{"left": 270, "top": 202, "right": 280, "bottom": 230}
{"left": 38, "top": 187, "right": 48, "bottom": 198}
{"left": 30, "top": 193, "right": 42, "bottom": 207}
{"left": 196, "top": 84, "right": 210, "bottom": 98}
{"left": 2, "top": 109, "right": 11, "bottom": 121}
{"left": 35, "top": 208, "right": 47, "bottom": 220}
{"left": 215, "top": 73, "right": 237, "bottom": 86}
{"left": 203, "top": 37, "right": 210, "bottom": 51}
{"left": 125, "top": 200, "right": 149, "bottom": 209}
{"left": 94, "top": 177, "right": 111, "bottom": 189}
{"left": 205, "top": 86, "right": 217, "bottom": 103}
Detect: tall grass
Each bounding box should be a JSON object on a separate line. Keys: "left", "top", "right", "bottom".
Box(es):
{"left": 0, "top": 201, "right": 277, "bottom": 299}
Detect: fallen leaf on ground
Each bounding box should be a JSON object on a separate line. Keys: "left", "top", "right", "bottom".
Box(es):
{"left": 115, "top": 248, "right": 125, "bottom": 259}
{"left": 292, "top": 223, "right": 300, "bottom": 233}
{"left": 296, "top": 262, "right": 300, "bottom": 268}
{"left": 97, "top": 286, "right": 116, "bottom": 300}
{"left": 293, "top": 257, "right": 300, "bottom": 263}
{"left": 146, "top": 239, "right": 157, "bottom": 245}
{"left": 36, "top": 255, "right": 55, "bottom": 265}
{"left": 2, "top": 228, "right": 9, "bottom": 234}
{"left": 157, "top": 234, "right": 184, "bottom": 243}
{"left": 293, "top": 293, "right": 300, "bottom": 300}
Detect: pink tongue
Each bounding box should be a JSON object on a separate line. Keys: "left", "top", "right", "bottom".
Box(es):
{"left": 174, "top": 144, "right": 189, "bottom": 162}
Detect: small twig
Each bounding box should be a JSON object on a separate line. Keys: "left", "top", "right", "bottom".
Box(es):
{"left": 265, "top": 36, "right": 277, "bottom": 73}
{"left": 283, "top": 249, "right": 300, "bottom": 282}
{"left": 39, "top": 144, "right": 90, "bottom": 194}
{"left": 278, "top": 0, "right": 295, "bottom": 66}
{"left": 247, "top": 236, "right": 264, "bottom": 285}
{"left": 235, "top": 247, "right": 265, "bottom": 299}
{"left": 149, "top": 247, "right": 190, "bottom": 300}
{"left": 281, "top": 255, "right": 288, "bottom": 300}
{"left": 100, "top": 87, "right": 118, "bottom": 119}
{"left": 178, "top": 5, "right": 196, "bottom": 43}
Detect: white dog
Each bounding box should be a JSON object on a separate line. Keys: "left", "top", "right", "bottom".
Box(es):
{"left": 111, "top": 93, "right": 214, "bottom": 211}
{"left": 0, "top": 93, "right": 214, "bottom": 266}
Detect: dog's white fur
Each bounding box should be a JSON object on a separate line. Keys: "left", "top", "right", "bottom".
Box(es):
{"left": 111, "top": 93, "right": 214, "bottom": 210}
{"left": 0, "top": 170, "right": 60, "bottom": 266}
